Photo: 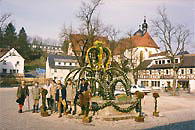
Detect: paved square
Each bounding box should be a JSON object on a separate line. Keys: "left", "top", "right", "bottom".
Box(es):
{"left": 0, "top": 88, "right": 195, "bottom": 130}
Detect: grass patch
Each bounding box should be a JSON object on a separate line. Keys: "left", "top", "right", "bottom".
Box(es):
{"left": 116, "top": 94, "right": 131, "bottom": 101}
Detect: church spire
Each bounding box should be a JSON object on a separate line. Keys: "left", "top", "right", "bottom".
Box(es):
{"left": 142, "top": 16, "right": 148, "bottom": 34}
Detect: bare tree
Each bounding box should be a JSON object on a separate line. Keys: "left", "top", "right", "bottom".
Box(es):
{"left": 152, "top": 7, "right": 190, "bottom": 95}
{"left": 0, "top": 13, "right": 11, "bottom": 28}
{"left": 103, "top": 25, "right": 120, "bottom": 60}
{"left": 61, "top": 0, "right": 103, "bottom": 67}
{"left": 117, "top": 34, "right": 139, "bottom": 84}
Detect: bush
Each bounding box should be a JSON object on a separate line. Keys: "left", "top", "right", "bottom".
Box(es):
{"left": 25, "top": 56, "right": 46, "bottom": 71}
{"left": 0, "top": 76, "right": 19, "bottom": 87}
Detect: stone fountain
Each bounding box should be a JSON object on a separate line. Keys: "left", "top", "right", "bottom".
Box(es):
{"left": 65, "top": 41, "right": 139, "bottom": 122}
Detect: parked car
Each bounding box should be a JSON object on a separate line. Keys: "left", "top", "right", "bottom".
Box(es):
{"left": 24, "top": 74, "right": 36, "bottom": 78}
{"left": 130, "top": 85, "right": 151, "bottom": 94}
{"left": 152, "top": 86, "right": 161, "bottom": 90}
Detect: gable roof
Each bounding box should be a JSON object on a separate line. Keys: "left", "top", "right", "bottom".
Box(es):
{"left": 136, "top": 60, "right": 152, "bottom": 70}
{"left": 137, "top": 54, "right": 195, "bottom": 70}
{"left": 130, "top": 32, "right": 159, "bottom": 48}
{"left": 48, "top": 54, "right": 78, "bottom": 69}
{"left": 113, "top": 32, "right": 159, "bottom": 55}
{"left": 69, "top": 34, "right": 109, "bottom": 52}
{"left": 0, "top": 48, "right": 24, "bottom": 60}
{"left": 0, "top": 48, "right": 9, "bottom": 58}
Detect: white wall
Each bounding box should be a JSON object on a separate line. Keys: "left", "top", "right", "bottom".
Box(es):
{"left": 189, "top": 80, "right": 195, "bottom": 93}
{"left": 124, "top": 47, "right": 160, "bottom": 67}
{"left": 0, "top": 48, "right": 24, "bottom": 74}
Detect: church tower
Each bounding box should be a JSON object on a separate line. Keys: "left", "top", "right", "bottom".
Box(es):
{"left": 142, "top": 16, "right": 148, "bottom": 34}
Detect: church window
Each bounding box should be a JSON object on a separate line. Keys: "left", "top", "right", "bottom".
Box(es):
{"left": 140, "top": 51, "right": 144, "bottom": 63}
{"left": 149, "top": 51, "right": 152, "bottom": 56}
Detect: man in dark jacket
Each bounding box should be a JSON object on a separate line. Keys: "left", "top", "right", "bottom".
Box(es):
{"left": 56, "top": 80, "right": 66, "bottom": 118}
{"left": 79, "top": 78, "right": 91, "bottom": 116}
{"left": 16, "top": 80, "right": 29, "bottom": 113}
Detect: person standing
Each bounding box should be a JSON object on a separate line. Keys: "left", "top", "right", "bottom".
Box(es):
{"left": 31, "top": 82, "right": 41, "bottom": 113}
{"left": 16, "top": 80, "right": 29, "bottom": 113}
{"left": 43, "top": 79, "right": 52, "bottom": 110}
{"left": 50, "top": 80, "right": 57, "bottom": 113}
{"left": 56, "top": 80, "right": 66, "bottom": 118}
{"left": 79, "top": 78, "right": 91, "bottom": 116}
{"left": 66, "top": 78, "right": 76, "bottom": 114}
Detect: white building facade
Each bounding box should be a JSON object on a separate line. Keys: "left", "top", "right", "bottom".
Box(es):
{"left": 46, "top": 54, "right": 79, "bottom": 84}
{"left": 30, "top": 44, "right": 63, "bottom": 54}
{"left": 0, "top": 48, "right": 24, "bottom": 76}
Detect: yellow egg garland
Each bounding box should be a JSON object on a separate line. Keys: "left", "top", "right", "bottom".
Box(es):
{"left": 86, "top": 40, "right": 111, "bottom": 70}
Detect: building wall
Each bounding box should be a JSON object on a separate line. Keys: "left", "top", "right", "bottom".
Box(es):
{"left": 0, "top": 48, "right": 24, "bottom": 75}
{"left": 46, "top": 57, "right": 79, "bottom": 84}
{"left": 113, "top": 47, "right": 160, "bottom": 67}
{"left": 124, "top": 47, "right": 160, "bottom": 66}
{"left": 189, "top": 80, "right": 195, "bottom": 93}
{"left": 138, "top": 67, "right": 195, "bottom": 92}
{"left": 50, "top": 69, "right": 70, "bottom": 84}
{"left": 31, "top": 44, "right": 63, "bottom": 54}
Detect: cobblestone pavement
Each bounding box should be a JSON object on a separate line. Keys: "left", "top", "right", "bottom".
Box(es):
{"left": 0, "top": 88, "right": 195, "bottom": 130}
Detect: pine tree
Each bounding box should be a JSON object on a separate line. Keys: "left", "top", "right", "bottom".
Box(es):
{"left": 3, "top": 23, "right": 17, "bottom": 48}
{"left": 17, "top": 27, "right": 31, "bottom": 60}
{"left": 0, "top": 28, "right": 4, "bottom": 48}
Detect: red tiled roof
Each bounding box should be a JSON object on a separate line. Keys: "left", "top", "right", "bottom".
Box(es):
{"left": 131, "top": 32, "right": 159, "bottom": 48}
{"left": 69, "top": 34, "right": 109, "bottom": 52}
{"left": 113, "top": 32, "right": 159, "bottom": 55}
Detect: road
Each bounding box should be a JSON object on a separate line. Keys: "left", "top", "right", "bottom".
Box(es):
{"left": 0, "top": 88, "right": 195, "bottom": 130}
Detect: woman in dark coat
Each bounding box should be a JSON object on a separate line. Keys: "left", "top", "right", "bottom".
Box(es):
{"left": 16, "top": 80, "right": 29, "bottom": 113}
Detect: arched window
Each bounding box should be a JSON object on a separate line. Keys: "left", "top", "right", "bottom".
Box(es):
{"left": 149, "top": 51, "right": 152, "bottom": 56}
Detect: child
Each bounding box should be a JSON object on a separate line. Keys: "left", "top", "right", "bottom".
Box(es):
{"left": 32, "top": 82, "right": 41, "bottom": 113}
{"left": 16, "top": 80, "right": 29, "bottom": 113}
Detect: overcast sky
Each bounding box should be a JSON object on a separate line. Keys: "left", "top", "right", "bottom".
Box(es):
{"left": 0, "top": 0, "right": 195, "bottom": 52}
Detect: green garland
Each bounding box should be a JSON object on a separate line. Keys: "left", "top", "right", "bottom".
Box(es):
{"left": 77, "top": 100, "right": 139, "bottom": 113}
{"left": 94, "top": 101, "right": 138, "bottom": 113}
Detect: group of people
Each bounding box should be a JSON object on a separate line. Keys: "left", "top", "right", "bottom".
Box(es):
{"left": 16, "top": 78, "right": 92, "bottom": 118}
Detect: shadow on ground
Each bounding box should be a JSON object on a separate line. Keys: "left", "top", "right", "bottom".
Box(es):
{"left": 146, "top": 120, "right": 195, "bottom": 130}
